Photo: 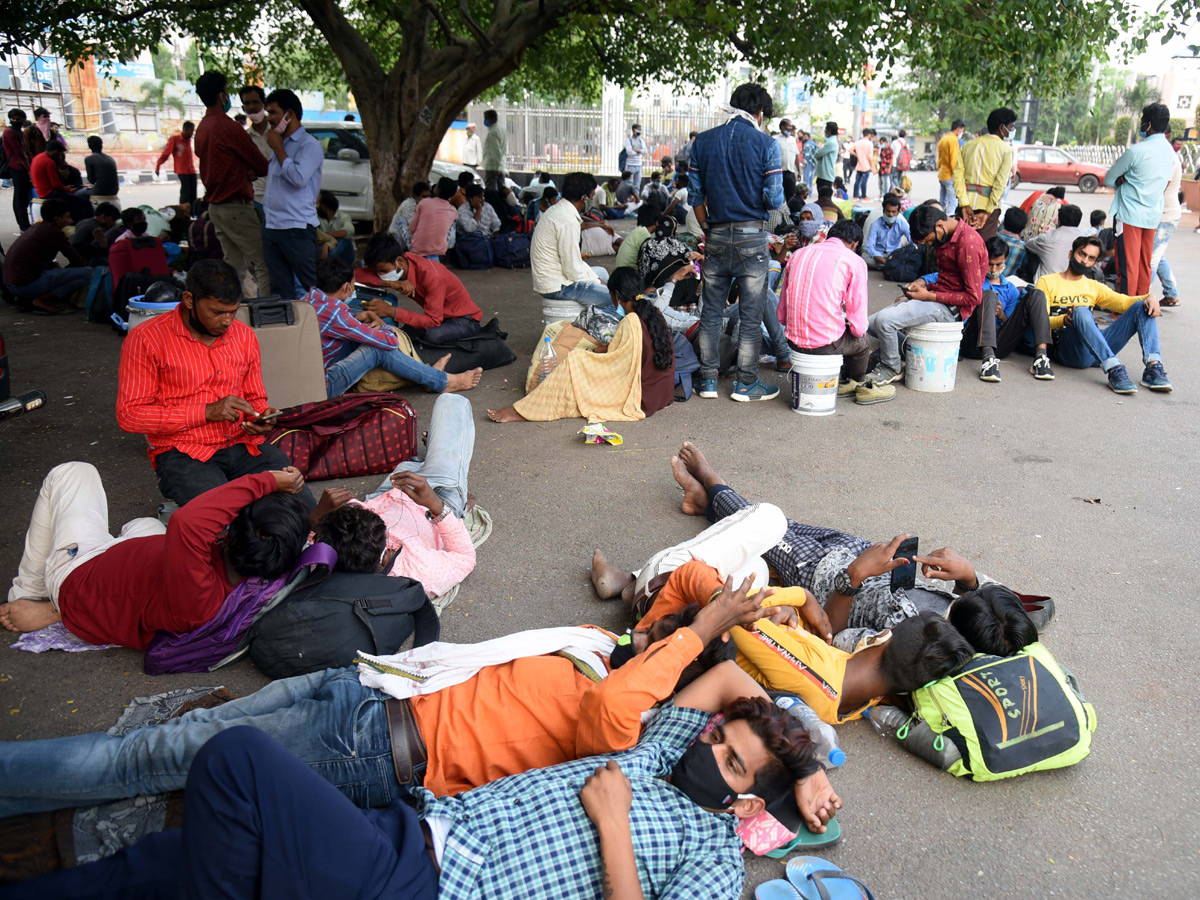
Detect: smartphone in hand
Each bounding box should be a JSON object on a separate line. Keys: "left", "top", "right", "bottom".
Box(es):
{"left": 890, "top": 536, "right": 919, "bottom": 591}
{"left": 256, "top": 410, "right": 282, "bottom": 423}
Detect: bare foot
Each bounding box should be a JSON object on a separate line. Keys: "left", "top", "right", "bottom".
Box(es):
{"left": 678, "top": 441, "right": 723, "bottom": 491}
{"left": 672, "top": 455, "right": 708, "bottom": 516}
{"left": 591, "top": 549, "right": 634, "bottom": 600}
{"left": 0, "top": 599, "right": 62, "bottom": 633}
{"left": 432, "top": 354, "right": 452, "bottom": 371}
{"left": 486, "top": 406, "right": 526, "bottom": 423}
{"left": 465, "top": 492, "right": 478, "bottom": 512}
{"left": 445, "top": 368, "right": 482, "bottom": 393}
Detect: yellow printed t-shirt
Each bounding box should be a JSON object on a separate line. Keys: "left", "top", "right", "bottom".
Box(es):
{"left": 1034, "top": 271, "right": 1141, "bottom": 331}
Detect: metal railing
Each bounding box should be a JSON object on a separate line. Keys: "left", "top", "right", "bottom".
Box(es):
{"left": 1057, "top": 143, "right": 1199, "bottom": 173}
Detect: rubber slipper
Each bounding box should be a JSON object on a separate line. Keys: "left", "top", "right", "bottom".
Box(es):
{"left": 1160, "top": 298, "right": 1179, "bottom": 307}
{"left": 755, "top": 880, "right": 802, "bottom": 900}
{"left": 764, "top": 816, "right": 843, "bottom": 858}
{"left": 786, "top": 856, "right": 876, "bottom": 900}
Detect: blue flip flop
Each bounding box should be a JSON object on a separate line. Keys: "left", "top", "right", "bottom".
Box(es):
{"left": 785, "top": 856, "right": 876, "bottom": 900}
{"left": 764, "top": 816, "right": 843, "bottom": 858}
{"left": 755, "top": 880, "right": 802, "bottom": 900}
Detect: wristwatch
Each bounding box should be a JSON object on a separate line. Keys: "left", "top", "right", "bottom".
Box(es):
{"left": 834, "top": 568, "right": 860, "bottom": 596}
{"left": 426, "top": 505, "right": 452, "bottom": 524}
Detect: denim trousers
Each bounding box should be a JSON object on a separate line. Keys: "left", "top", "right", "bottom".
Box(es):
{"left": 8, "top": 265, "right": 94, "bottom": 300}
{"left": 853, "top": 171, "right": 870, "bottom": 199}
{"left": 867, "top": 298, "right": 958, "bottom": 371}
{"left": 262, "top": 225, "right": 317, "bottom": 300}
{"left": 697, "top": 223, "right": 770, "bottom": 384}
{"left": 1052, "top": 304, "right": 1160, "bottom": 370}
{"left": 0, "top": 668, "right": 399, "bottom": 818}
{"left": 939, "top": 178, "right": 958, "bottom": 216}
{"left": 628, "top": 166, "right": 643, "bottom": 192}
{"left": 1149, "top": 222, "right": 1177, "bottom": 300}
{"left": 802, "top": 162, "right": 816, "bottom": 190}
{"left": 542, "top": 266, "right": 613, "bottom": 308}
{"left": 325, "top": 343, "right": 448, "bottom": 396}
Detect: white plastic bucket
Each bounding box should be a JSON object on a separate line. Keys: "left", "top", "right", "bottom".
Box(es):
{"left": 542, "top": 298, "right": 585, "bottom": 326}
{"left": 128, "top": 297, "right": 180, "bottom": 329}
{"left": 789, "top": 351, "right": 841, "bottom": 416}
{"left": 904, "top": 321, "right": 964, "bottom": 392}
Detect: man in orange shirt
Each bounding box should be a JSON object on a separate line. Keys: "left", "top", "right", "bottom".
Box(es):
{"left": 155, "top": 121, "right": 198, "bottom": 208}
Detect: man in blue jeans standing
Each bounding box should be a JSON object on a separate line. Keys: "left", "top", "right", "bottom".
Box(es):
{"left": 262, "top": 88, "right": 323, "bottom": 299}
{"left": 689, "top": 83, "right": 785, "bottom": 402}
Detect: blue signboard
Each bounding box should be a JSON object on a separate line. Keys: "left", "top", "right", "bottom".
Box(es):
{"left": 33, "top": 57, "right": 59, "bottom": 89}
{"left": 96, "top": 59, "right": 156, "bottom": 79}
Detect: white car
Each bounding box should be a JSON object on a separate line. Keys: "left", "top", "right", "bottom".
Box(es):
{"left": 306, "top": 121, "right": 520, "bottom": 223}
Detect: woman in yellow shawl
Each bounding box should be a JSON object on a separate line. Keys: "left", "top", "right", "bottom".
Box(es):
{"left": 487, "top": 268, "right": 676, "bottom": 424}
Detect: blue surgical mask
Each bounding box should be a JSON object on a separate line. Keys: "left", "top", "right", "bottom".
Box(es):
{"left": 222, "top": 95, "right": 232, "bottom": 114}
{"left": 1138, "top": 128, "right": 1148, "bottom": 139}
{"left": 882, "top": 214, "right": 897, "bottom": 225}
{"left": 484, "top": 120, "right": 493, "bottom": 128}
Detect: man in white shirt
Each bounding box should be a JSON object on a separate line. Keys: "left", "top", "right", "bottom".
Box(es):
{"left": 624, "top": 124, "right": 647, "bottom": 192}
{"left": 530, "top": 172, "right": 613, "bottom": 307}
{"left": 238, "top": 85, "right": 273, "bottom": 210}
{"left": 462, "top": 123, "right": 483, "bottom": 170}
{"left": 775, "top": 119, "right": 799, "bottom": 176}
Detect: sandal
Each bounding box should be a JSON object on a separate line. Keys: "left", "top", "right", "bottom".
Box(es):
{"left": 764, "top": 817, "right": 843, "bottom": 858}
{"left": 1160, "top": 297, "right": 1179, "bottom": 307}
{"left": 786, "top": 857, "right": 876, "bottom": 900}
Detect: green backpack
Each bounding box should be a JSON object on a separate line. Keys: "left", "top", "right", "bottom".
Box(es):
{"left": 910, "top": 642, "right": 1097, "bottom": 781}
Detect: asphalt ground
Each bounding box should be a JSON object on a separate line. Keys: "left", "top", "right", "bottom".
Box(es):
{"left": 1, "top": 171, "right": 1197, "bottom": 899}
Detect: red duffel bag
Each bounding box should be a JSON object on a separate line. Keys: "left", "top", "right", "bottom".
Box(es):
{"left": 266, "top": 392, "right": 417, "bottom": 480}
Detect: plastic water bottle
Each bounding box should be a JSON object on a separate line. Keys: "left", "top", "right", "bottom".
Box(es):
{"left": 862, "top": 704, "right": 962, "bottom": 770}
{"left": 774, "top": 695, "right": 845, "bottom": 768}
{"left": 536, "top": 336, "right": 559, "bottom": 384}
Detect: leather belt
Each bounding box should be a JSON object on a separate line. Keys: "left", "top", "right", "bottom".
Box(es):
{"left": 631, "top": 572, "right": 671, "bottom": 620}
{"left": 385, "top": 697, "right": 428, "bottom": 787}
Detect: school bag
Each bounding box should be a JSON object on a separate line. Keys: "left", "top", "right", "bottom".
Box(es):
{"left": 247, "top": 568, "right": 440, "bottom": 679}
{"left": 896, "top": 142, "right": 913, "bottom": 171}
{"left": 491, "top": 231, "right": 531, "bottom": 268}
{"left": 881, "top": 243, "right": 925, "bottom": 283}
{"left": 454, "top": 231, "right": 493, "bottom": 270}
{"left": 267, "top": 392, "right": 417, "bottom": 480}
{"left": 907, "top": 642, "right": 1096, "bottom": 781}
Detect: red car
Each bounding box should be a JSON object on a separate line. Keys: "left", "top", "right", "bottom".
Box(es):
{"left": 1013, "top": 146, "right": 1108, "bottom": 193}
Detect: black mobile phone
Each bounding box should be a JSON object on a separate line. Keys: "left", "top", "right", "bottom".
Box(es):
{"left": 256, "top": 410, "right": 282, "bottom": 423}
{"left": 890, "top": 536, "right": 919, "bottom": 591}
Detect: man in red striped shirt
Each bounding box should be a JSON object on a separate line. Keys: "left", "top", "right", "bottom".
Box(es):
{"left": 116, "top": 258, "right": 314, "bottom": 508}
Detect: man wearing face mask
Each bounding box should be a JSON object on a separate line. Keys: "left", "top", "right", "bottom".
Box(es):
{"left": 952, "top": 107, "right": 1017, "bottom": 240}
{"left": 261, "top": 88, "right": 323, "bottom": 299}
{"left": 238, "top": 85, "right": 273, "bottom": 211}
{"left": 194, "top": 71, "right": 272, "bottom": 295}
{"left": 625, "top": 123, "right": 648, "bottom": 192}
{"left": 863, "top": 194, "right": 910, "bottom": 268}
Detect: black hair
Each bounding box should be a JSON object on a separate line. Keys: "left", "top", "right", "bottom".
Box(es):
{"left": 948, "top": 585, "right": 1038, "bottom": 656}
{"left": 1002, "top": 207, "right": 1028, "bottom": 234}
{"left": 1071, "top": 234, "right": 1104, "bottom": 256}
{"left": 314, "top": 505, "right": 388, "bottom": 574}
{"left": 1046, "top": 185, "right": 1067, "bottom": 200}
{"left": 689, "top": 130, "right": 698, "bottom": 138}
{"left": 621, "top": 170, "right": 632, "bottom": 180}
{"left": 661, "top": 155, "right": 673, "bottom": 166}
{"left": 879, "top": 612, "right": 975, "bottom": 693}
{"left": 723, "top": 695, "right": 820, "bottom": 790}
{"left": 608, "top": 266, "right": 673, "bottom": 370}
{"left": 832, "top": 177, "right": 845, "bottom": 190}
{"left": 181, "top": 120, "right": 194, "bottom": 132}
{"left": 364, "top": 232, "right": 405, "bottom": 266}
{"left": 457, "top": 171, "right": 476, "bottom": 189}
{"left": 435, "top": 177, "right": 458, "bottom": 200}
{"left": 649, "top": 170, "right": 662, "bottom": 180}
{"left": 606, "top": 176, "right": 620, "bottom": 187}
{"left": 196, "top": 71, "right": 228, "bottom": 108}
{"left": 239, "top": 85, "right": 266, "bottom": 103}
{"left": 8, "top": 108, "right": 24, "bottom": 120}
{"left": 464, "top": 183, "right": 484, "bottom": 199}
{"left": 986, "top": 107, "right": 1017, "bottom": 134}
{"left": 39, "top": 198, "right": 70, "bottom": 221}
{"left": 226, "top": 493, "right": 309, "bottom": 579}
{"left": 951, "top": 119, "right": 966, "bottom": 130}
{"left": 636, "top": 204, "right": 659, "bottom": 227}
{"left": 315, "top": 255, "right": 355, "bottom": 293}
{"left": 674, "top": 634, "right": 739, "bottom": 692}
{"left": 483, "top": 109, "right": 497, "bottom": 123}
{"left": 631, "top": 122, "right": 641, "bottom": 131}
{"left": 318, "top": 190, "right": 338, "bottom": 212}
{"left": 186, "top": 259, "right": 242, "bottom": 304}
{"left": 898, "top": 128, "right": 907, "bottom": 138}
{"left": 344, "top": 113, "right": 356, "bottom": 122}
{"left": 94, "top": 201, "right": 121, "bottom": 219}
{"left": 881, "top": 193, "right": 901, "bottom": 211}
{"left": 781, "top": 170, "right": 797, "bottom": 200}
{"left": 827, "top": 219, "right": 863, "bottom": 246}
{"left": 542, "top": 187, "right": 558, "bottom": 201}
{"left": 824, "top": 121, "right": 837, "bottom": 137}
{"left": 412, "top": 181, "right": 431, "bottom": 198}
{"left": 561, "top": 171, "right": 597, "bottom": 202}
{"left": 817, "top": 186, "right": 834, "bottom": 199}
{"left": 910, "top": 205, "right": 949, "bottom": 243}
{"left": 87, "top": 135, "right": 103, "bottom": 152}
{"left": 120, "top": 206, "right": 145, "bottom": 225}
{"left": 1090, "top": 210, "right": 1106, "bottom": 228}
{"left": 33, "top": 106, "right": 49, "bottom": 118}
{"left": 675, "top": 172, "right": 689, "bottom": 189}
{"left": 1142, "top": 102, "right": 1170, "bottom": 134}
{"left": 985, "top": 235, "right": 1009, "bottom": 259}
{"left": 1058, "top": 204, "right": 1083, "bottom": 228}
{"left": 234, "top": 114, "right": 247, "bottom": 125}
{"left": 265, "top": 88, "right": 303, "bottom": 121}
{"left": 729, "top": 82, "right": 773, "bottom": 118}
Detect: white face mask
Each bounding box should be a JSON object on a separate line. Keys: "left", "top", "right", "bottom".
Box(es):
{"left": 380, "top": 268, "right": 403, "bottom": 282}
{"left": 247, "top": 110, "right": 267, "bottom": 124}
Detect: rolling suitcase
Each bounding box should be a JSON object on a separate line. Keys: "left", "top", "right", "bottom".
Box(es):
{"left": 235, "top": 296, "right": 328, "bottom": 410}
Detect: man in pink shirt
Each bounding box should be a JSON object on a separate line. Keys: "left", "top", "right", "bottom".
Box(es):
{"left": 408, "top": 178, "right": 461, "bottom": 259}
{"left": 852, "top": 129, "right": 875, "bottom": 200}
{"left": 778, "top": 219, "right": 870, "bottom": 388}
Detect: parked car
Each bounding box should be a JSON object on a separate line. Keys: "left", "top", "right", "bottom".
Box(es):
{"left": 308, "top": 121, "right": 519, "bottom": 223}
{"left": 1013, "top": 146, "right": 1108, "bottom": 193}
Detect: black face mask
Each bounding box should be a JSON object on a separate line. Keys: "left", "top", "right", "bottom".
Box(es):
{"left": 130, "top": 221, "right": 149, "bottom": 236}
{"left": 1068, "top": 257, "right": 1091, "bottom": 276}
{"left": 186, "top": 304, "right": 222, "bottom": 338}
{"left": 669, "top": 739, "right": 741, "bottom": 811}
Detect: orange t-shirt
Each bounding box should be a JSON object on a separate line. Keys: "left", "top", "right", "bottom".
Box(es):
{"left": 410, "top": 627, "right": 704, "bottom": 796}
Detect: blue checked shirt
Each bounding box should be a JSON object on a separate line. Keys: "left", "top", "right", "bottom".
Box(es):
{"left": 419, "top": 704, "right": 745, "bottom": 900}
{"left": 997, "top": 231, "right": 1026, "bottom": 279}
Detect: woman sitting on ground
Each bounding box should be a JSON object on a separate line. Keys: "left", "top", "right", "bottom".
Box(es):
{"left": 488, "top": 267, "right": 675, "bottom": 424}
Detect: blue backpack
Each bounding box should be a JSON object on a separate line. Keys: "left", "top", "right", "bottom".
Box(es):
{"left": 491, "top": 232, "right": 531, "bottom": 269}
{"left": 454, "top": 231, "right": 493, "bottom": 270}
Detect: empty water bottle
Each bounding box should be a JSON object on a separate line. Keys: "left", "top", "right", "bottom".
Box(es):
{"left": 863, "top": 704, "right": 961, "bottom": 770}
{"left": 536, "top": 336, "right": 559, "bottom": 384}
{"left": 774, "top": 695, "right": 845, "bottom": 768}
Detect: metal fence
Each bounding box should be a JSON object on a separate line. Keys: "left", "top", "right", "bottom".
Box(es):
{"left": 1058, "top": 143, "right": 1199, "bottom": 172}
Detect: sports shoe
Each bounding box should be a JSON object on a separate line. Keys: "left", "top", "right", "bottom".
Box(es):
{"left": 862, "top": 365, "right": 903, "bottom": 386}
{"left": 696, "top": 377, "right": 718, "bottom": 399}
{"left": 1141, "top": 361, "right": 1173, "bottom": 392}
{"left": 854, "top": 381, "right": 896, "bottom": 405}
{"left": 979, "top": 357, "right": 1001, "bottom": 383}
{"left": 1029, "top": 355, "right": 1055, "bottom": 380}
{"left": 730, "top": 379, "right": 780, "bottom": 402}
{"left": 837, "top": 378, "right": 860, "bottom": 397}
{"left": 1106, "top": 364, "right": 1137, "bottom": 394}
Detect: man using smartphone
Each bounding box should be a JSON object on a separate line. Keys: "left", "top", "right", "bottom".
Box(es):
{"left": 262, "top": 88, "right": 323, "bottom": 299}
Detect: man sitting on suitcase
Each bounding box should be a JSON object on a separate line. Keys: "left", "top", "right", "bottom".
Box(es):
{"left": 116, "top": 258, "right": 316, "bottom": 508}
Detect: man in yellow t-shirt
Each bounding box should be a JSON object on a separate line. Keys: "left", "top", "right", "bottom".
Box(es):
{"left": 937, "top": 119, "right": 966, "bottom": 215}
{"left": 1034, "top": 234, "right": 1170, "bottom": 394}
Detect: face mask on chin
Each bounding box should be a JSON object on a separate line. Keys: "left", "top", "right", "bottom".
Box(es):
{"left": 882, "top": 214, "right": 897, "bottom": 225}
{"left": 247, "top": 110, "right": 267, "bottom": 124}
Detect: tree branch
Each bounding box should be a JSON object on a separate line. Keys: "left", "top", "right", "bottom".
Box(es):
{"left": 421, "top": 0, "right": 471, "bottom": 49}
{"left": 293, "top": 0, "right": 384, "bottom": 87}
{"left": 458, "top": 0, "right": 493, "bottom": 48}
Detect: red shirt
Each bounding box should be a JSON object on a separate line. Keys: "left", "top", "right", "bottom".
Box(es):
{"left": 59, "top": 473, "right": 277, "bottom": 649}
{"left": 30, "top": 152, "right": 67, "bottom": 197}
{"left": 929, "top": 220, "right": 987, "bottom": 321}
{"left": 195, "top": 107, "right": 269, "bottom": 204}
{"left": 2, "top": 125, "right": 29, "bottom": 172}
{"left": 116, "top": 305, "right": 269, "bottom": 465}
{"left": 157, "top": 133, "right": 197, "bottom": 175}
{"left": 354, "top": 254, "right": 482, "bottom": 330}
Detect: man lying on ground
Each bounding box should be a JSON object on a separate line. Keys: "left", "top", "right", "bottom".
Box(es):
{"left": 1, "top": 462, "right": 310, "bottom": 647}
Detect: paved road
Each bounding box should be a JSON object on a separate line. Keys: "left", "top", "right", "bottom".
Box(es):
{"left": 1, "top": 172, "right": 1197, "bottom": 899}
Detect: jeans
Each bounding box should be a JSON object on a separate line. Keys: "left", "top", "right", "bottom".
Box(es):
{"left": 7, "top": 265, "right": 93, "bottom": 300}
{"left": 878, "top": 172, "right": 889, "bottom": 196}
{"left": 332, "top": 237, "right": 356, "bottom": 264}
{"left": 853, "top": 171, "right": 870, "bottom": 199}
{"left": 0, "top": 668, "right": 399, "bottom": 818}
{"left": 366, "top": 393, "right": 473, "bottom": 518}
{"left": 629, "top": 166, "right": 643, "bottom": 192}
{"left": 542, "top": 266, "right": 613, "bottom": 308}
{"left": 411, "top": 315, "right": 482, "bottom": 345}
{"left": 802, "top": 161, "right": 815, "bottom": 190}
{"left": 1052, "top": 304, "right": 1160, "bottom": 371}
{"left": 1149, "top": 222, "right": 1177, "bottom": 300}
{"left": 263, "top": 225, "right": 317, "bottom": 300}
{"left": 325, "top": 343, "right": 447, "bottom": 396}
{"left": 763, "top": 261, "right": 789, "bottom": 360}
{"left": 12, "top": 168, "right": 32, "bottom": 230}
{"left": 939, "top": 178, "right": 958, "bottom": 216}
{"left": 867, "top": 298, "right": 958, "bottom": 372}
{"left": 698, "top": 223, "right": 770, "bottom": 384}
{"left": 154, "top": 443, "right": 316, "bottom": 509}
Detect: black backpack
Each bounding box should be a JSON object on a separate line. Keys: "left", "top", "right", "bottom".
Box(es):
{"left": 247, "top": 570, "right": 440, "bottom": 679}
{"left": 882, "top": 243, "right": 926, "bottom": 283}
